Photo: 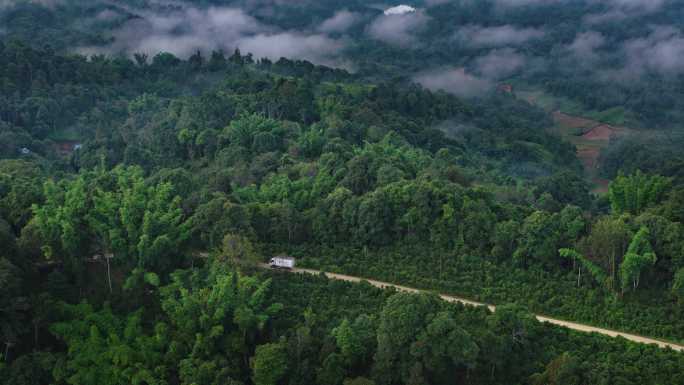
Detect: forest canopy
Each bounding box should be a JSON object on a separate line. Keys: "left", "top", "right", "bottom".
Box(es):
{"left": 2, "top": 1, "right": 684, "bottom": 385}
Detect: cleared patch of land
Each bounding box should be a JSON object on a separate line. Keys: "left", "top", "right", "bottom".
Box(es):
{"left": 517, "top": 89, "right": 632, "bottom": 193}
{"left": 550, "top": 111, "right": 630, "bottom": 193}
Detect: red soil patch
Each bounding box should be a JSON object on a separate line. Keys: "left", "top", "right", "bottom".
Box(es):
{"left": 582, "top": 124, "right": 617, "bottom": 140}
{"left": 553, "top": 111, "right": 595, "bottom": 129}
{"left": 577, "top": 147, "right": 600, "bottom": 170}
{"left": 54, "top": 141, "right": 82, "bottom": 156}
{"left": 545, "top": 108, "right": 632, "bottom": 194}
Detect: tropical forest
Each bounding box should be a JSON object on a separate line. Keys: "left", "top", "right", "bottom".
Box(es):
{"left": 2, "top": 1, "right": 684, "bottom": 384}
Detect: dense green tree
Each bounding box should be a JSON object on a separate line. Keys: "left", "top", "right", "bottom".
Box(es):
{"left": 317, "top": 353, "right": 346, "bottom": 385}
{"left": 530, "top": 353, "right": 584, "bottom": 385}
{"left": 609, "top": 171, "right": 670, "bottom": 215}
{"left": 252, "top": 342, "right": 288, "bottom": 385}
{"left": 673, "top": 268, "right": 684, "bottom": 302}
{"left": 32, "top": 166, "right": 190, "bottom": 277}
{"left": 221, "top": 233, "right": 261, "bottom": 268}
{"left": 0, "top": 257, "right": 27, "bottom": 351}
{"left": 161, "top": 268, "right": 282, "bottom": 384}
{"left": 620, "top": 227, "right": 657, "bottom": 292}
{"left": 534, "top": 171, "right": 591, "bottom": 209}
{"left": 410, "top": 311, "right": 479, "bottom": 381}
{"left": 579, "top": 216, "right": 632, "bottom": 291}
{"left": 50, "top": 303, "right": 167, "bottom": 385}
{"left": 559, "top": 248, "right": 608, "bottom": 289}
{"left": 333, "top": 314, "right": 375, "bottom": 366}
{"left": 0, "top": 160, "right": 43, "bottom": 231}
{"left": 514, "top": 211, "right": 560, "bottom": 267}
{"left": 461, "top": 197, "right": 495, "bottom": 253}
{"left": 190, "top": 194, "right": 253, "bottom": 248}
{"left": 491, "top": 219, "right": 519, "bottom": 261}
{"left": 89, "top": 166, "right": 190, "bottom": 272}
{"left": 32, "top": 175, "right": 91, "bottom": 272}
{"left": 373, "top": 293, "right": 441, "bottom": 385}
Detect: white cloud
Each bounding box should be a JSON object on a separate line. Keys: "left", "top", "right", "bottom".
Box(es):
{"left": 95, "top": 9, "right": 121, "bottom": 21}
{"left": 567, "top": 31, "right": 606, "bottom": 62}
{"left": 237, "top": 33, "right": 347, "bottom": 65}
{"left": 472, "top": 48, "right": 526, "bottom": 79}
{"left": 584, "top": 0, "right": 668, "bottom": 23}
{"left": 318, "top": 10, "right": 360, "bottom": 33}
{"left": 601, "top": 0, "right": 666, "bottom": 12}
{"left": 456, "top": 25, "right": 545, "bottom": 48}
{"left": 367, "top": 9, "right": 430, "bottom": 47}
{"left": 384, "top": 5, "right": 416, "bottom": 15}
{"left": 493, "top": 0, "right": 566, "bottom": 7}
{"left": 597, "top": 25, "right": 684, "bottom": 80}
{"left": 424, "top": 0, "right": 452, "bottom": 5}
{"left": 77, "top": 5, "right": 347, "bottom": 66}
{"left": 494, "top": 0, "right": 666, "bottom": 13}
{"left": 0, "top": 0, "right": 65, "bottom": 9}
{"left": 623, "top": 26, "right": 684, "bottom": 75}
{"left": 414, "top": 67, "right": 492, "bottom": 97}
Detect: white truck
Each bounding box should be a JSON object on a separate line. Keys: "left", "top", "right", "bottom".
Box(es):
{"left": 269, "top": 256, "right": 295, "bottom": 269}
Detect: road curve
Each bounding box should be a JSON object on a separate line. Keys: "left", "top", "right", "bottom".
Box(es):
{"left": 274, "top": 265, "right": 684, "bottom": 352}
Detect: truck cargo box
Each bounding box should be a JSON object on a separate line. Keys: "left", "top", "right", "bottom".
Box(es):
{"left": 269, "top": 256, "right": 295, "bottom": 269}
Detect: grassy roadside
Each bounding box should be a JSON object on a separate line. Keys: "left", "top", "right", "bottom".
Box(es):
{"left": 271, "top": 243, "right": 684, "bottom": 345}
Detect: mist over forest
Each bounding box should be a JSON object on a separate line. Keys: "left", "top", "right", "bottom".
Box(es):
{"left": 5, "top": 0, "right": 684, "bottom": 127}
{"left": 3, "top": 1, "right": 684, "bottom": 385}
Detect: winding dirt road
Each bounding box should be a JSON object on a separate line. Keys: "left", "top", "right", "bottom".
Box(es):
{"left": 276, "top": 266, "right": 684, "bottom": 352}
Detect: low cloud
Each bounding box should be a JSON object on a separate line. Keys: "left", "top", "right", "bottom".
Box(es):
{"left": 95, "top": 8, "right": 121, "bottom": 22}
{"left": 493, "top": 0, "right": 666, "bottom": 16}
{"left": 237, "top": 33, "right": 347, "bottom": 65}
{"left": 472, "top": 48, "right": 526, "bottom": 79}
{"left": 77, "top": 5, "right": 347, "bottom": 65}
{"left": 585, "top": 0, "right": 668, "bottom": 23}
{"left": 493, "top": 0, "right": 566, "bottom": 8}
{"left": 414, "top": 67, "right": 492, "bottom": 97}
{"left": 567, "top": 31, "right": 606, "bottom": 62}
{"left": 0, "top": 0, "right": 65, "bottom": 8}
{"left": 622, "top": 26, "right": 684, "bottom": 75}
{"left": 367, "top": 9, "right": 430, "bottom": 47}
{"left": 317, "top": 10, "right": 360, "bottom": 34}
{"left": 597, "top": 26, "right": 684, "bottom": 80}
{"left": 601, "top": 0, "right": 666, "bottom": 12}
{"left": 424, "top": 0, "right": 453, "bottom": 6}
{"left": 456, "top": 25, "right": 544, "bottom": 48}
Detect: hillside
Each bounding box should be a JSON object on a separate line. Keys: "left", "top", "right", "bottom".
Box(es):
{"left": 2, "top": 1, "right": 684, "bottom": 385}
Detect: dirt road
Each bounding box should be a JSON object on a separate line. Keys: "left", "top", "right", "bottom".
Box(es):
{"left": 277, "top": 266, "right": 684, "bottom": 352}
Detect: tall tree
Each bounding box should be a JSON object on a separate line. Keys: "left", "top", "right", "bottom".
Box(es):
{"left": 559, "top": 248, "right": 608, "bottom": 289}
{"left": 50, "top": 304, "right": 167, "bottom": 385}
{"left": 161, "top": 268, "right": 282, "bottom": 384}
{"left": 620, "top": 227, "right": 657, "bottom": 292}
{"left": 580, "top": 216, "right": 632, "bottom": 291}
{"left": 609, "top": 171, "right": 670, "bottom": 215}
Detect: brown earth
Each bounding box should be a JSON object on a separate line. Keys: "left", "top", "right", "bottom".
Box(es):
{"left": 548, "top": 111, "right": 631, "bottom": 193}
{"left": 582, "top": 124, "right": 620, "bottom": 140}
{"left": 553, "top": 111, "right": 596, "bottom": 130}
{"left": 54, "top": 140, "right": 82, "bottom": 156}
{"left": 577, "top": 147, "right": 600, "bottom": 170}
